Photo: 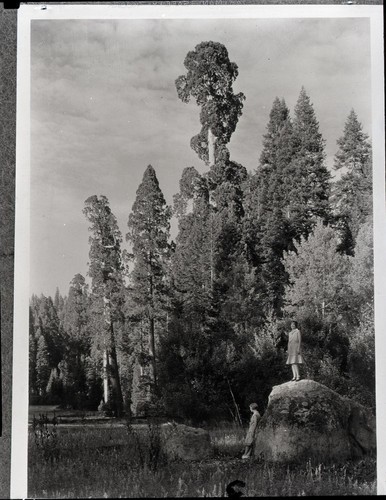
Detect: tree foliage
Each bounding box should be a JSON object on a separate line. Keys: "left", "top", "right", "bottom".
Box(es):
{"left": 176, "top": 41, "right": 245, "bottom": 165}
{"left": 36, "top": 334, "right": 50, "bottom": 397}
{"left": 28, "top": 43, "right": 374, "bottom": 420}
{"left": 244, "top": 97, "right": 296, "bottom": 314}
{"left": 83, "top": 195, "right": 125, "bottom": 416}
{"left": 332, "top": 110, "right": 372, "bottom": 253}
{"left": 126, "top": 165, "right": 171, "bottom": 388}
{"left": 283, "top": 221, "right": 351, "bottom": 322}
{"left": 291, "top": 87, "right": 331, "bottom": 236}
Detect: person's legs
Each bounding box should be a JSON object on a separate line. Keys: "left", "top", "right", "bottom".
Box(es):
{"left": 294, "top": 364, "right": 300, "bottom": 380}
{"left": 242, "top": 445, "right": 253, "bottom": 458}
{"left": 291, "top": 364, "right": 296, "bottom": 380}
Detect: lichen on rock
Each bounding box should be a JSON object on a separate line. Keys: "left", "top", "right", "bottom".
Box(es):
{"left": 254, "top": 379, "right": 375, "bottom": 464}
{"left": 161, "top": 423, "right": 213, "bottom": 461}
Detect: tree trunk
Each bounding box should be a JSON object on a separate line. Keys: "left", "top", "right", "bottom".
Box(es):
{"left": 149, "top": 317, "right": 157, "bottom": 388}
{"left": 108, "top": 326, "right": 123, "bottom": 417}
{"left": 103, "top": 348, "right": 109, "bottom": 403}
{"left": 148, "top": 261, "right": 157, "bottom": 389}
{"left": 103, "top": 295, "right": 123, "bottom": 416}
{"left": 227, "top": 378, "right": 243, "bottom": 427}
{"left": 208, "top": 127, "right": 215, "bottom": 166}
{"left": 210, "top": 210, "right": 214, "bottom": 290}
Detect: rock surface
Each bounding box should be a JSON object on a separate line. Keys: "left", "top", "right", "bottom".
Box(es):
{"left": 161, "top": 423, "right": 213, "bottom": 461}
{"left": 254, "top": 379, "right": 375, "bottom": 463}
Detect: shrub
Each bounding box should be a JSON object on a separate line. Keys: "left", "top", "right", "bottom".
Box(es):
{"left": 125, "top": 417, "right": 168, "bottom": 471}
{"left": 32, "top": 413, "right": 60, "bottom": 463}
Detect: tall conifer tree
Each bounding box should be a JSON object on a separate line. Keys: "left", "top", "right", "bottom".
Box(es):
{"left": 63, "top": 274, "right": 90, "bottom": 352}
{"left": 332, "top": 110, "right": 372, "bottom": 254}
{"left": 29, "top": 306, "right": 38, "bottom": 397}
{"left": 126, "top": 165, "right": 171, "bottom": 388}
{"left": 245, "top": 97, "right": 295, "bottom": 314}
{"left": 36, "top": 334, "right": 50, "bottom": 397}
{"left": 61, "top": 274, "right": 91, "bottom": 408}
{"left": 176, "top": 41, "right": 248, "bottom": 331}
{"left": 291, "top": 87, "right": 331, "bottom": 237}
{"left": 37, "top": 295, "right": 63, "bottom": 368}
{"left": 172, "top": 166, "right": 212, "bottom": 315}
{"left": 83, "top": 195, "right": 125, "bottom": 416}
{"left": 54, "top": 287, "right": 60, "bottom": 310}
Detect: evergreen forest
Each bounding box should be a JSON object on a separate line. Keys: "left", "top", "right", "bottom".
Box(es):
{"left": 29, "top": 42, "right": 374, "bottom": 423}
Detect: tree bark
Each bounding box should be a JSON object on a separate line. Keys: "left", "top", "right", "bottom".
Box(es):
{"left": 103, "top": 348, "right": 109, "bottom": 403}
{"left": 208, "top": 127, "right": 215, "bottom": 166}
{"left": 108, "top": 326, "right": 124, "bottom": 417}
{"left": 210, "top": 210, "right": 214, "bottom": 290}
{"left": 103, "top": 296, "right": 123, "bottom": 416}
{"left": 148, "top": 258, "right": 157, "bottom": 389}
{"left": 149, "top": 317, "right": 157, "bottom": 388}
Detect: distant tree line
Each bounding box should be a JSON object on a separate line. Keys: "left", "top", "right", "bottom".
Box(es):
{"left": 29, "top": 42, "right": 374, "bottom": 422}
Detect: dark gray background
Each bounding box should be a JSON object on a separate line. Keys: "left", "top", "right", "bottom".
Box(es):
{"left": 0, "top": 1, "right": 382, "bottom": 498}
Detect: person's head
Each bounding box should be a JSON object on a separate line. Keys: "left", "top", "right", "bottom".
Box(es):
{"left": 291, "top": 320, "right": 298, "bottom": 329}
{"left": 249, "top": 403, "right": 258, "bottom": 412}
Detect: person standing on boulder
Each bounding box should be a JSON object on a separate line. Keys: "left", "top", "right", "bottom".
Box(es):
{"left": 242, "top": 403, "right": 261, "bottom": 459}
{"left": 286, "top": 320, "right": 304, "bottom": 381}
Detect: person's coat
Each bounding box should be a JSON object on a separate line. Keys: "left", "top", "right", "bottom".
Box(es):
{"left": 244, "top": 411, "right": 261, "bottom": 445}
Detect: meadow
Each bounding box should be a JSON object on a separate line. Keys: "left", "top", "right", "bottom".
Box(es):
{"left": 28, "top": 410, "right": 376, "bottom": 498}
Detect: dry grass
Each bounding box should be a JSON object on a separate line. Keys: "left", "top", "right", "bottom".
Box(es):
{"left": 28, "top": 419, "right": 376, "bottom": 498}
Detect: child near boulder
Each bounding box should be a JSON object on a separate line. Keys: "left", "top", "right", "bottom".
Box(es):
{"left": 242, "top": 403, "right": 261, "bottom": 459}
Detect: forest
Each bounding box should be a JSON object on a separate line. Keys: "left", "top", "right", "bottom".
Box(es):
{"left": 28, "top": 41, "right": 374, "bottom": 424}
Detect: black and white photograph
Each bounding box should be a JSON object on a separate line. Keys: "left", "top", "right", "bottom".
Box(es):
{"left": 11, "top": 4, "right": 385, "bottom": 498}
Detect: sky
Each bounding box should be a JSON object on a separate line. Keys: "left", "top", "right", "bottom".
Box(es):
{"left": 30, "top": 16, "right": 372, "bottom": 298}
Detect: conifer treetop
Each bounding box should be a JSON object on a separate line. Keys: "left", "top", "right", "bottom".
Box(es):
{"left": 175, "top": 41, "right": 245, "bottom": 164}
{"left": 334, "top": 109, "right": 371, "bottom": 174}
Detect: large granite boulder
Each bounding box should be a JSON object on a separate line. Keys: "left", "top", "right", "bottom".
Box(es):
{"left": 254, "top": 379, "right": 375, "bottom": 463}
{"left": 161, "top": 423, "right": 213, "bottom": 461}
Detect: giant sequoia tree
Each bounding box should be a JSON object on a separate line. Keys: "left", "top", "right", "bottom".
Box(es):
{"left": 163, "top": 42, "right": 251, "bottom": 421}
{"left": 83, "top": 195, "right": 125, "bottom": 416}
{"left": 177, "top": 42, "right": 249, "bottom": 326}
{"left": 176, "top": 41, "right": 245, "bottom": 165}
{"left": 163, "top": 169, "right": 217, "bottom": 418}
{"left": 126, "top": 165, "right": 171, "bottom": 388}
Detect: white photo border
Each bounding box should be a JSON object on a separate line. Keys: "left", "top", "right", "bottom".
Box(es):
{"left": 12, "top": 4, "right": 385, "bottom": 498}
